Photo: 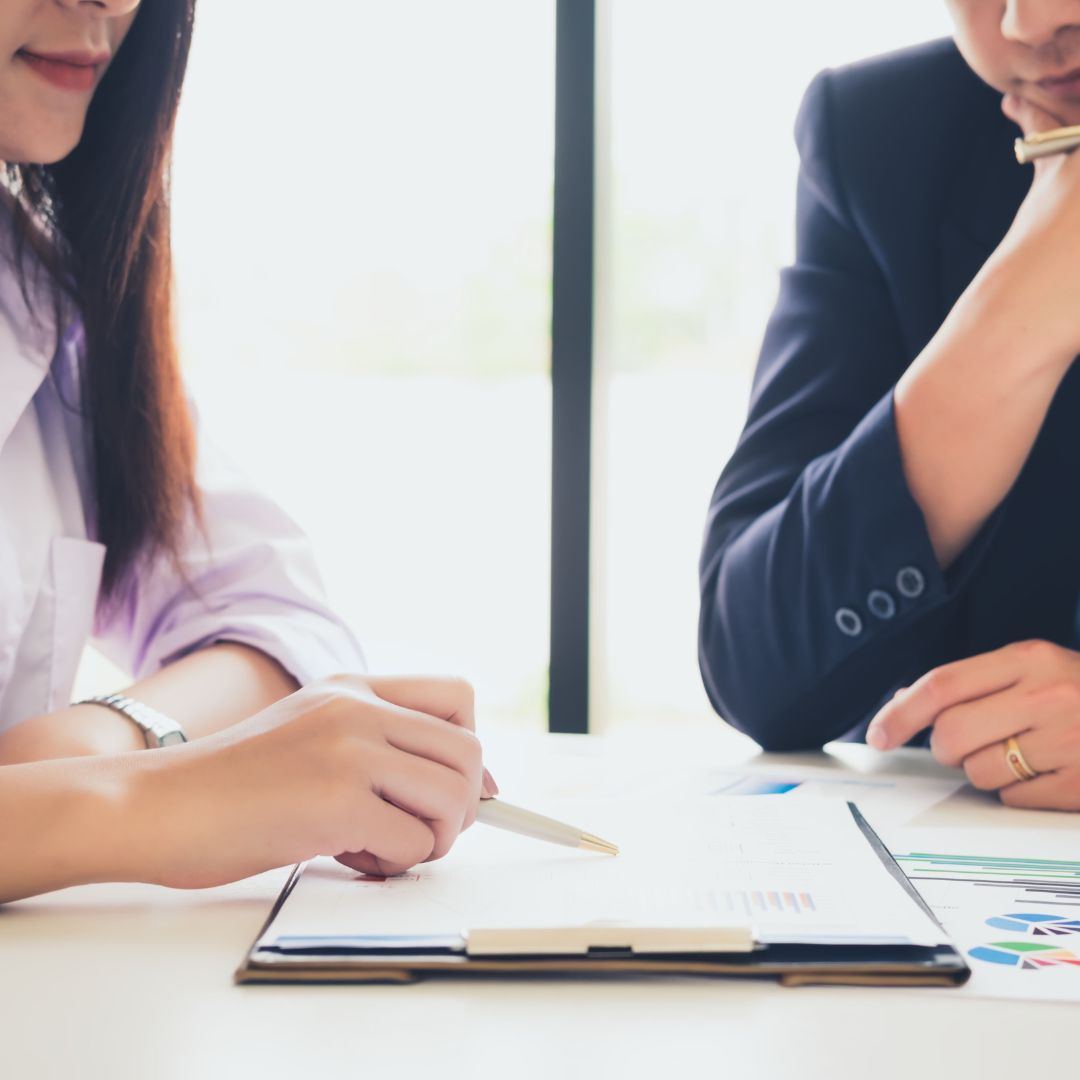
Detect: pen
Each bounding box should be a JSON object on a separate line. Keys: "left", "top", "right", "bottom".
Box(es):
{"left": 475, "top": 797, "right": 619, "bottom": 855}
{"left": 1014, "top": 124, "right": 1080, "bottom": 163}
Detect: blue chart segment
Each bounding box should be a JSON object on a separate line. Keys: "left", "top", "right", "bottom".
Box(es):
{"left": 711, "top": 776, "right": 801, "bottom": 796}
{"left": 985, "top": 913, "right": 1080, "bottom": 937}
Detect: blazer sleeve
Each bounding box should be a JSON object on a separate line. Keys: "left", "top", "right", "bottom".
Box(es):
{"left": 697, "top": 70, "right": 991, "bottom": 751}
{"left": 91, "top": 404, "right": 365, "bottom": 686}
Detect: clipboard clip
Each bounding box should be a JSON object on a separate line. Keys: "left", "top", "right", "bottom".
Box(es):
{"left": 465, "top": 925, "right": 756, "bottom": 957}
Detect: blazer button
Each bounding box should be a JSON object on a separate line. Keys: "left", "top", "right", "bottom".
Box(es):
{"left": 895, "top": 566, "right": 926, "bottom": 599}
{"left": 867, "top": 589, "right": 896, "bottom": 619}
{"left": 835, "top": 607, "right": 863, "bottom": 637}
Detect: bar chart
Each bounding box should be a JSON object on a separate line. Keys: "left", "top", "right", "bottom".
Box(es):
{"left": 893, "top": 852, "right": 1080, "bottom": 908}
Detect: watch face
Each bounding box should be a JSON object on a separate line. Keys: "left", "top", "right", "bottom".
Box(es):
{"left": 159, "top": 730, "right": 189, "bottom": 747}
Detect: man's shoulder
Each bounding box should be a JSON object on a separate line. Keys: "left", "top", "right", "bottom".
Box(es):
{"left": 812, "top": 37, "right": 998, "bottom": 142}
{"left": 827, "top": 37, "right": 980, "bottom": 109}
{"left": 798, "top": 38, "right": 1006, "bottom": 212}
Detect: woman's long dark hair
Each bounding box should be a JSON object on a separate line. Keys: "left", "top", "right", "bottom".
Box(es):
{"left": 6, "top": 0, "right": 198, "bottom": 599}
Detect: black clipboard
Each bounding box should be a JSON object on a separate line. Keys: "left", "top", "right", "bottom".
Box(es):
{"left": 236, "top": 804, "right": 969, "bottom": 987}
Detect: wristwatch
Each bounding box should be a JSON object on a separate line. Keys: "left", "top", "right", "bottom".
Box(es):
{"left": 79, "top": 693, "right": 189, "bottom": 748}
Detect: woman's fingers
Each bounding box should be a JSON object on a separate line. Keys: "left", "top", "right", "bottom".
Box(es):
{"left": 379, "top": 700, "right": 482, "bottom": 785}
{"left": 363, "top": 674, "right": 498, "bottom": 798}
{"left": 335, "top": 797, "right": 436, "bottom": 876}
{"left": 310, "top": 675, "right": 490, "bottom": 866}
{"left": 364, "top": 674, "right": 476, "bottom": 732}
{"left": 373, "top": 745, "right": 475, "bottom": 860}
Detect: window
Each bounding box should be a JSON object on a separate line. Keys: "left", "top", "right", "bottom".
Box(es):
{"left": 171, "top": 2, "right": 556, "bottom": 729}
{"left": 591, "top": 1, "right": 953, "bottom": 730}
{"left": 77, "top": 1, "right": 956, "bottom": 731}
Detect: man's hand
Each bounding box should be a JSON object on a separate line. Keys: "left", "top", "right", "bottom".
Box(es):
{"left": 866, "top": 640, "right": 1080, "bottom": 810}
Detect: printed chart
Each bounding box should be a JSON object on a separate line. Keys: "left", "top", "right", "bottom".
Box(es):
{"left": 969, "top": 939, "right": 1080, "bottom": 970}
{"left": 984, "top": 913, "right": 1080, "bottom": 936}
{"left": 890, "top": 843, "right": 1080, "bottom": 1001}
{"left": 705, "top": 770, "right": 962, "bottom": 827}
{"left": 895, "top": 851, "right": 1080, "bottom": 908}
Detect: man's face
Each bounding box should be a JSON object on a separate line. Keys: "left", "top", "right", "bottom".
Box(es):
{"left": 947, "top": 0, "right": 1080, "bottom": 126}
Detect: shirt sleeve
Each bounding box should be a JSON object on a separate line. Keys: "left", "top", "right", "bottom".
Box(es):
{"left": 697, "top": 69, "right": 1000, "bottom": 751}
{"left": 92, "top": 402, "right": 365, "bottom": 686}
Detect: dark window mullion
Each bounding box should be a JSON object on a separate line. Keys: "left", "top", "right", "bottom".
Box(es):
{"left": 549, "top": 0, "right": 596, "bottom": 734}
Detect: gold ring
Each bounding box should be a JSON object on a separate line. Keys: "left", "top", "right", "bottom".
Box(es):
{"left": 1005, "top": 736, "right": 1038, "bottom": 782}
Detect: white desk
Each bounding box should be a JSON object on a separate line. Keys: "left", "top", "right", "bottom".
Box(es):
{"left": 2, "top": 729, "right": 1076, "bottom": 1080}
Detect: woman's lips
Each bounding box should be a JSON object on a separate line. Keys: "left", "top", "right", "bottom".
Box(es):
{"left": 1036, "top": 66, "right": 1080, "bottom": 100}
{"left": 16, "top": 50, "right": 107, "bottom": 93}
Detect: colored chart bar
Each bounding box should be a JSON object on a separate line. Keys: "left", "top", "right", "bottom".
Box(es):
{"left": 894, "top": 852, "right": 1080, "bottom": 907}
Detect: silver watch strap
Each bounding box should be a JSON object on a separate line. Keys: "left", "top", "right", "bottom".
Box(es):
{"left": 79, "top": 693, "right": 188, "bottom": 748}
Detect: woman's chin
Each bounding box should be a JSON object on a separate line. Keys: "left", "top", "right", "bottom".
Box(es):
{"left": 2, "top": 129, "right": 84, "bottom": 167}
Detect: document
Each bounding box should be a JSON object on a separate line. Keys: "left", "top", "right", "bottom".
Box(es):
{"left": 888, "top": 825, "right": 1080, "bottom": 1003}
{"left": 260, "top": 797, "right": 947, "bottom": 954}
{"left": 491, "top": 735, "right": 963, "bottom": 830}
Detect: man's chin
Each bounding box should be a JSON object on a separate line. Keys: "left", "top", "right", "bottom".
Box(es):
{"left": 1022, "top": 92, "right": 1079, "bottom": 130}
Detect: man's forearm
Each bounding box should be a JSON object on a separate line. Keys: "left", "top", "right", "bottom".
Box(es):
{"left": 895, "top": 259, "right": 1075, "bottom": 570}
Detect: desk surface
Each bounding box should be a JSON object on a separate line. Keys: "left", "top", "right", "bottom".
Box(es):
{"left": 3, "top": 728, "right": 1077, "bottom": 1080}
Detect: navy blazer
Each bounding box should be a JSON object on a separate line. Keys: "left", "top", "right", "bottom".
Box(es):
{"left": 697, "top": 38, "right": 1080, "bottom": 751}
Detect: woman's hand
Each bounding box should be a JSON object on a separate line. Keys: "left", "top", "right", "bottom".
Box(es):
{"left": 129, "top": 674, "right": 494, "bottom": 888}
{"left": 986, "top": 93, "right": 1080, "bottom": 365}
{"left": 866, "top": 640, "right": 1080, "bottom": 811}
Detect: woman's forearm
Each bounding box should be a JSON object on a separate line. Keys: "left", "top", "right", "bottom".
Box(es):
{"left": 120, "top": 642, "right": 300, "bottom": 738}
{"left": 0, "top": 755, "right": 139, "bottom": 903}
{"left": 0, "top": 643, "right": 300, "bottom": 764}
{"left": 894, "top": 259, "right": 1075, "bottom": 570}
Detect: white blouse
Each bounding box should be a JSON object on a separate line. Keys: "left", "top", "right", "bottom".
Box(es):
{"left": 0, "top": 223, "right": 364, "bottom": 732}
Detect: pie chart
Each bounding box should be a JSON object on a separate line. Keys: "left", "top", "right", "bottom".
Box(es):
{"left": 968, "top": 940, "right": 1080, "bottom": 970}
{"left": 985, "top": 913, "right": 1080, "bottom": 937}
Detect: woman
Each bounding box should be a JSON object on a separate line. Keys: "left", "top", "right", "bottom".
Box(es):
{"left": 698, "top": 1, "right": 1080, "bottom": 809}
{"left": 0, "top": 0, "right": 492, "bottom": 903}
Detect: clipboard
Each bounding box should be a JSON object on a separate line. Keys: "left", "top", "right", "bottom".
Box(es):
{"left": 236, "top": 802, "right": 970, "bottom": 987}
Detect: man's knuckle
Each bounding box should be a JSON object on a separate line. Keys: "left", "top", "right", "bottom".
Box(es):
{"left": 963, "top": 756, "right": 996, "bottom": 791}
{"left": 1016, "top": 638, "right": 1054, "bottom": 663}
{"left": 929, "top": 722, "right": 960, "bottom": 765}
{"left": 921, "top": 669, "right": 953, "bottom": 709}
{"left": 1033, "top": 681, "right": 1080, "bottom": 712}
